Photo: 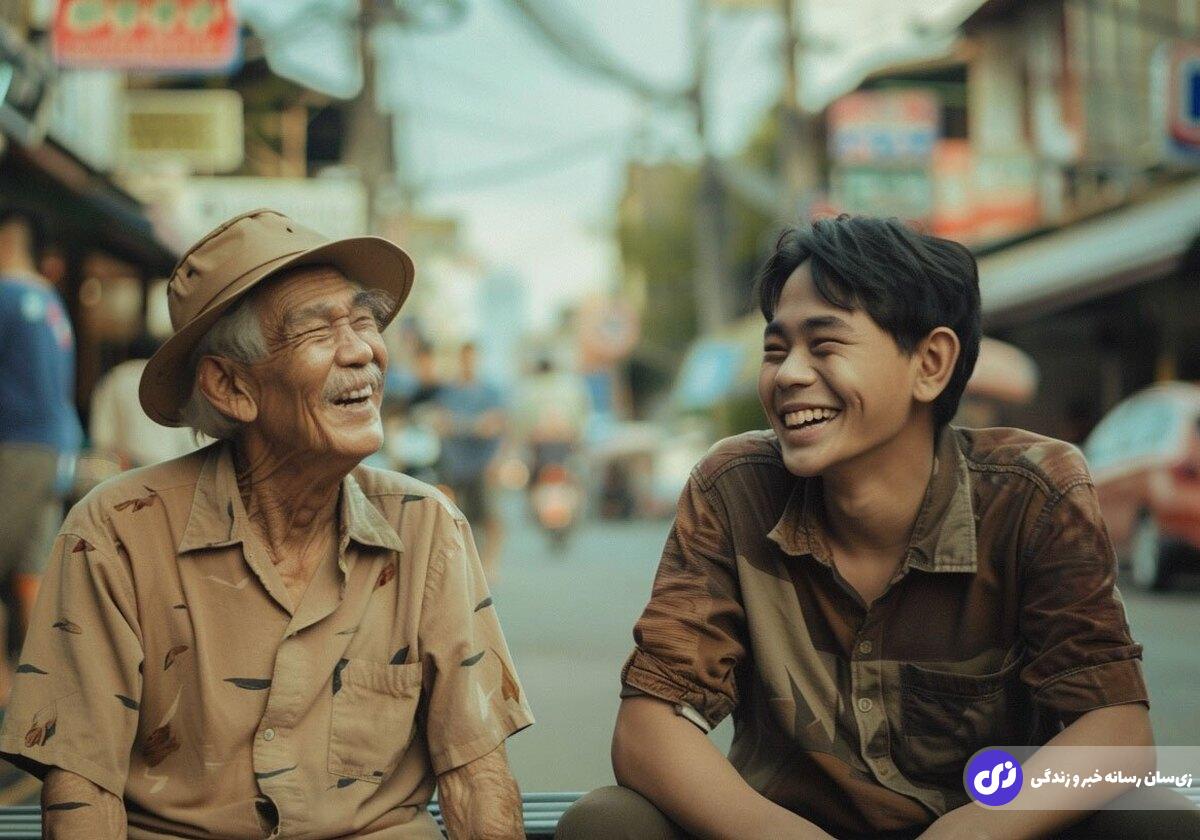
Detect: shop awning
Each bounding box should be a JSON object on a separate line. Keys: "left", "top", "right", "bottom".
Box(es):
{"left": 978, "top": 179, "right": 1200, "bottom": 327}
{"left": 0, "top": 137, "right": 177, "bottom": 276}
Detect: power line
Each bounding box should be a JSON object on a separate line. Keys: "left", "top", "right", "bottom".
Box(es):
{"left": 498, "top": 0, "right": 690, "bottom": 105}
{"left": 420, "top": 128, "right": 630, "bottom": 191}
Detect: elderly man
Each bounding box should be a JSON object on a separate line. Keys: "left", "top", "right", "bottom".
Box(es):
{"left": 0, "top": 209, "right": 534, "bottom": 839}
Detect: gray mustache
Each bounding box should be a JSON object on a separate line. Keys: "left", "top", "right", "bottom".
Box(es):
{"left": 323, "top": 364, "right": 384, "bottom": 402}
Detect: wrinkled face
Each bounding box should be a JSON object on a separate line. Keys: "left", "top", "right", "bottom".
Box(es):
{"left": 250, "top": 266, "right": 391, "bottom": 461}
{"left": 758, "top": 262, "right": 922, "bottom": 477}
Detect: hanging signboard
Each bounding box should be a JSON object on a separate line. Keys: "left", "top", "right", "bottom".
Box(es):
{"left": 52, "top": 0, "right": 239, "bottom": 73}
{"left": 121, "top": 89, "right": 243, "bottom": 172}
{"left": 827, "top": 89, "right": 941, "bottom": 165}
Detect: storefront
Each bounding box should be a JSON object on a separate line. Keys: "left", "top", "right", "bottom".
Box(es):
{"left": 980, "top": 178, "right": 1200, "bottom": 442}
{"left": 0, "top": 136, "right": 177, "bottom": 420}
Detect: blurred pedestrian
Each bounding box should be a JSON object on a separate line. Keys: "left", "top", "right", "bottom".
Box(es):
{"left": 436, "top": 342, "right": 506, "bottom": 577}
{"left": 513, "top": 355, "right": 591, "bottom": 485}
{"left": 409, "top": 339, "right": 444, "bottom": 410}
{"left": 89, "top": 334, "right": 199, "bottom": 470}
{"left": 0, "top": 208, "right": 82, "bottom": 704}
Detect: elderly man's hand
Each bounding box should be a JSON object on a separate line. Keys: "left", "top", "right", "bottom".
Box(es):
{"left": 436, "top": 742, "right": 523, "bottom": 840}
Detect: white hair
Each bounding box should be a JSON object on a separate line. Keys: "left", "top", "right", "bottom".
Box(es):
{"left": 177, "top": 295, "right": 267, "bottom": 440}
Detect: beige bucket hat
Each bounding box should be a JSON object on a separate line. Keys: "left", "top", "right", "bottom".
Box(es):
{"left": 139, "top": 208, "right": 414, "bottom": 426}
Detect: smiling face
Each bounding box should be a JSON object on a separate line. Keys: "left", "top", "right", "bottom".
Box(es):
{"left": 758, "top": 262, "right": 927, "bottom": 478}
{"left": 246, "top": 266, "right": 392, "bottom": 463}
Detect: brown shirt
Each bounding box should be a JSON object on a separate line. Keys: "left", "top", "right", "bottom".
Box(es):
{"left": 622, "top": 426, "right": 1148, "bottom": 837}
{"left": 0, "top": 441, "right": 534, "bottom": 839}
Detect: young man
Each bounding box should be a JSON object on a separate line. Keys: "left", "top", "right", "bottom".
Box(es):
{"left": 558, "top": 217, "right": 1198, "bottom": 839}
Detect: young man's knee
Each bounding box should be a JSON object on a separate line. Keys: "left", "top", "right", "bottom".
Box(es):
{"left": 555, "top": 786, "right": 687, "bottom": 840}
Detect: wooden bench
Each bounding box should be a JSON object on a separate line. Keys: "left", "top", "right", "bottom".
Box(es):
{"left": 0, "top": 792, "right": 585, "bottom": 838}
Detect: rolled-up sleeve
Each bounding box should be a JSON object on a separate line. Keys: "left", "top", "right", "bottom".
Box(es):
{"left": 621, "top": 469, "right": 746, "bottom": 730}
{"left": 1019, "top": 479, "right": 1148, "bottom": 721}
{"left": 418, "top": 514, "right": 533, "bottom": 776}
{"left": 0, "top": 530, "right": 144, "bottom": 796}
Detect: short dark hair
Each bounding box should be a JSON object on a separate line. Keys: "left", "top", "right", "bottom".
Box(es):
{"left": 754, "top": 215, "right": 981, "bottom": 429}
{"left": 0, "top": 206, "right": 48, "bottom": 259}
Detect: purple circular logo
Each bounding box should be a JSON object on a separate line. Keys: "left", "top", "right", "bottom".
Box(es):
{"left": 965, "top": 749, "right": 1023, "bottom": 807}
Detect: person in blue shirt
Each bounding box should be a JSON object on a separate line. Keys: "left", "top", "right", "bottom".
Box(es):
{"left": 0, "top": 208, "right": 82, "bottom": 703}
{"left": 435, "top": 342, "right": 506, "bottom": 577}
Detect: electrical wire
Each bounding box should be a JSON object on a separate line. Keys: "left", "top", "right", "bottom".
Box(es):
{"left": 497, "top": 0, "right": 690, "bottom": 104}
{"left": 421, "top": 128, "right": 631, "bottom": 191}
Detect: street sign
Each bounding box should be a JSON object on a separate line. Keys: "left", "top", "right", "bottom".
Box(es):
{"left": 121, "top": 89, "right": 243, "bottom": 173}
{"left": 52, "top": 0, "right": 239, "bottom": 73}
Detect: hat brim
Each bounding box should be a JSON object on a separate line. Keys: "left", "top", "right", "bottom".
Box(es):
{"left": 139, "top": 236, "right": 414, "bottom": 427}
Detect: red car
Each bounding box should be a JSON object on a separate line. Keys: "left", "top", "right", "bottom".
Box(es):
{"left": 1083, "top": 383, "right": 1200, "bottom": 590}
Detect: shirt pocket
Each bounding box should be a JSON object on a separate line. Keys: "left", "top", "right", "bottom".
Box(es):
{"left": 328, "top": 659, "right": 423, "bottom": 782}
{"left": 898, "top": 645, "right": 1028, "bottom": 785}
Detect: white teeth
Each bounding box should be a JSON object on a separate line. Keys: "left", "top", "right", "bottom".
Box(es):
{"left": 782, "top": 408, "right": 839, "bottom": 428}
{"left": 335, "top": 384, "right": 372, "bottom": 403}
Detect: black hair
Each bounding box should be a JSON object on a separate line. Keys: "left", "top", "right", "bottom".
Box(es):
{"left": 0, "top": 206, "right": 48, "bottom": 259}
{"left": 754, "top": 215, "right": 981, "bottom": 430}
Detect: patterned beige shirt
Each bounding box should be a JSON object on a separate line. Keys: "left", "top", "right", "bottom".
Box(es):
{"left": 0, "top": 441, "right": 533, "bottom": 838}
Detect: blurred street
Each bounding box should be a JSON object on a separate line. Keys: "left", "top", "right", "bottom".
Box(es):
{"left": 490, "top": 493, "right": 1200, "bottom": 795}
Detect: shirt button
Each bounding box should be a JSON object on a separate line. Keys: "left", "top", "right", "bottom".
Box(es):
{"left": 857, "top": 697, "right": 873, "bottom": 713}
{"left": 262, "top": 728, "right": 276, "bottom": 741}
{"left": 858, "top": 640, "right": 873, "bottom": 655}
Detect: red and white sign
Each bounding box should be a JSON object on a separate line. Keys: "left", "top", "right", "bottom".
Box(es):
{"left": 52, "top": 0, "right": 238, "bottom": 72}
{"left": 827, "top": 90, "right": 940, "bottom": 165}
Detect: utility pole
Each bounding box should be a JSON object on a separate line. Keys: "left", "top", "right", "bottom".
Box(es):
{"left": 691, "top": 0, "right": 733, "bottom": 335}
{"left": 777, "top": 0, "right": 822, "bottom": 222}
{"left": 343, "top": 0, "right": 395, "bottom": 234}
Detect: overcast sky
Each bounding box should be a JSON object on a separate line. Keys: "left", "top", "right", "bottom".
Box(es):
{"left": 245, "top": 0, "right": 979, "bottom": 330}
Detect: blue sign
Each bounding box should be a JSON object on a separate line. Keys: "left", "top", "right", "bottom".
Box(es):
{"left": 675, "top": 340, "right": 744, "bottom": 410}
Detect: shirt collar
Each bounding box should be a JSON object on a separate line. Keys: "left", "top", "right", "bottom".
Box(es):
{"left": 766, "top": 426, "right": 977, "bottom": 574}
{"left": 340, "top": 467, "right": 405, "bottom": 554}
{"left": 178, "top": 442, "right": 405, "bottom": 557}
{"left": 178, "top": 442, "right": 243, "bottom": 553}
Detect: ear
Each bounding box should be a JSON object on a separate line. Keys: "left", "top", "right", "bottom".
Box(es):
{"left": 196, "top": 356, "right": 259, "bottom": 425}
{"left": 912, "top": 327, "right": 961, "bottom": 406}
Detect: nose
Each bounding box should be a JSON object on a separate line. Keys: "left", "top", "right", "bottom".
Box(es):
{"left": 775, "top": 347, "right": 818, "bottom": 391}
{"left": 333, "top": 321, "right": 375, "bottom": 367}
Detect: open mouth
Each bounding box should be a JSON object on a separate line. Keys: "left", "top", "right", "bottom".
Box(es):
{"left": 781, "top": 407, "right": 840, "bottom": 432}
{"left": 331, "top": 384, "right": 374, "bottom": 408}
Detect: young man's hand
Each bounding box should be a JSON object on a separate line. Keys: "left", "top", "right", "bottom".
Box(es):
{"left": 613, "top": 696, "right": 836, "bottom": 839}
{"left": 918, "top": 703, "right": 1153, "bottom": 840}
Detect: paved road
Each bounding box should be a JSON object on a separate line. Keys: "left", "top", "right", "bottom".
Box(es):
{"left": 492, "top": 496, "right": 1200, "bottom": 794}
